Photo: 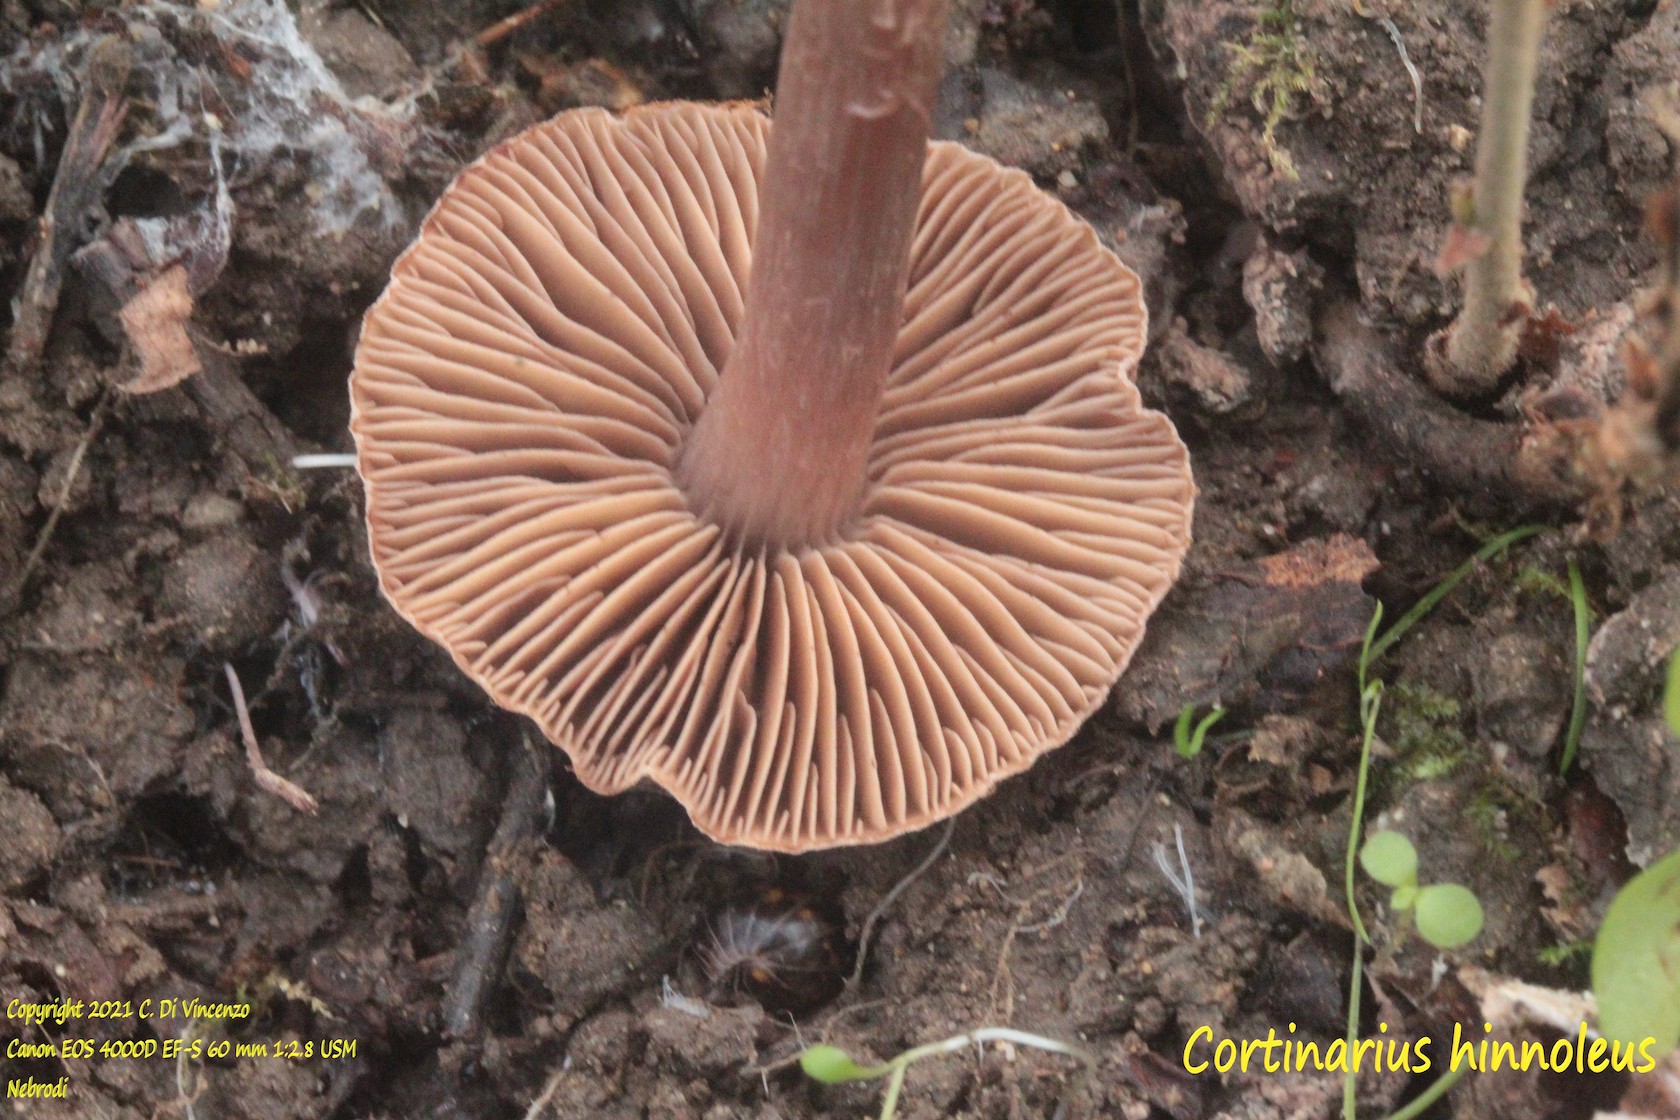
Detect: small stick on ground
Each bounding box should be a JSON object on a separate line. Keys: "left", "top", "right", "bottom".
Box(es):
{"left": 223, "top": 662, "right": 318, "bottom": 814}
{"left": 4, "top": 391, "right": 109, "bottom": 608}
{"left": 476, "top": 0, "right": 569, "bottom": 47}
{"left": 848, "top": 817, "right": 956, "bottom": 990}
{"left": 445, "top": 736, "right": 549, "bottom": 1039}
{"left": 6, "top": 38, "right": 132, "bottom": 374}
{"left": 523, "top": 1065, "right": 568, "bottom": 1120}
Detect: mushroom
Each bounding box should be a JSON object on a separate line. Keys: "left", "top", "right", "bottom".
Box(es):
{"left": 349, "top": 0, "right": 1194, "bottom": 851}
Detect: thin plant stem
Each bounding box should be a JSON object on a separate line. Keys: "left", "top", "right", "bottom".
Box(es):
{"left": 1346, "top": 683, "right": 1382, "bottom": 946}
{"left": 879, "top": 1063, "right": 910, "bottom": 1120}
{"left": 1342, "top": 946, "right": 1365, "bottom": 1120}
{"left": 1342, "top": 665, "right": 1381, "bottom": 1120}
{"left": 1441, "top": 0, "right": 1548, "bottom": 393}
{"left": 1364, "top": 524, "right": 1542, "bottom": 667}
{"left": 1560, "top": 559, "right": 1590, "bottom": 774}
{"left": 824, "top": 1027, "right": 1092, "bottom": 1120}
{"left": 1378, "top": 1063, "right": 1470, "bottom": 1120}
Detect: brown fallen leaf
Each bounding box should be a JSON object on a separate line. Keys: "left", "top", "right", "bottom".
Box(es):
{"left": 116, "top": 264, "right": 201, "bottom": 394}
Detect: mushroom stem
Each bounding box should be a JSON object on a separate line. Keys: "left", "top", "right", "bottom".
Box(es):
{"left": 677, "top": 0, "right": 950, "bottom": 548}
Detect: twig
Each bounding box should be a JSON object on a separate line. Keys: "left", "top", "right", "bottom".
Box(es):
{"left": 223, "top": 662, "right": 318, "bottom": 814}
{"left": 445, "top": 736, "right": 549, "bottom": 1038}
{"left": 5, "top": 392, "right": 109, "bottom": 605}
{"left": 6, "top": 39, "right": 132, "bottom": 373}
{"left": 522, "top": 1059, "right": 572, "bottom": 1120}
{"left": 848, "top": 817, "right": 955, "bottom": 989}
{"left": 476, "top": 0, "right": 569, "bottom": 47}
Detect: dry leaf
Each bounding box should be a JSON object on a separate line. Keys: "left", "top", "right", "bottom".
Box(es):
{"left": 117, "top": 264, "right": 201, "bottom": 394}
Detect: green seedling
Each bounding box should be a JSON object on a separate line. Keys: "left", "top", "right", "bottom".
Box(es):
{"left": 1341, "top": 525, "right": 1538, "bottom": 1120}
{"left": 1592, "top": 844, "right": 1680, "bottom": 1059}
{"left": 799, "top": 1028, "right": 1091, "bottom": 1120}
{"left": 1360, "top": 830, "right": 1485, "bottom": 950}
{"left": 1174, "top": 702, "right": 1226, "bottom": 759}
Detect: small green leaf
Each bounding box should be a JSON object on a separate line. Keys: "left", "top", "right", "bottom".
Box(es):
{"left": 1174, "top": 703, "right": 1226, "bottom": 759}
{"left": 1414, "top": 884, "right": 1484, "bottom": 949}
{"left": 1390, "top": 883, "right": 1420, "bottom": 912}
{"left": 1592, "top": 846, "right": 1680, "bottom": 1058}
{"left": 798, "top": 1045, "right": 884, "bottom": 1084}
{"left": 1360, "top": 831, "right": 1418, "bottom": 887}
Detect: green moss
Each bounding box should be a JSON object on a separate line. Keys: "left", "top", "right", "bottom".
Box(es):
{"left": 1513, "top": 564, "right": 1572, "bottom": 602}
{"left": 253, "top": 453, "right": 307, "bottom": 513}
{"left": 1384, "top": 682, "right": 1472, "bottom": 781}
{"left": 1206, "top": 1, "right": 1327, "bottom": 180}
{"left": 1536, "top": 939, "right": 1591, "bottom": 969}
{"left": 1466, "top": 784, "right": 1521, "bottom": 863}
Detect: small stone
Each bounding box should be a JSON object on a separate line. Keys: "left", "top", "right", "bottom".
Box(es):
{"left": 154, "top": 532, "right": 287, "bottom": 651}
{"left": 1144, "top": 318, "right": 1254, "bottom": 415}
{"left": 936, "top": 68, "right": 1106, "bottom": 177}
{"left": 0, "top": 777, "right": 61, "bottom": 891}
{"left": 0, "top": 152, "right": 30, "bottom": 225}
{"left": 1242, "top": 242, "right": 1323, "bottom": 366}
{"left": 180, "top": 492, "right": 245, "bottom": 533}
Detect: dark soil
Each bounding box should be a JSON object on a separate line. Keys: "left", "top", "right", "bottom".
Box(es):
{"left": 1, "top": 1, "right": 1676, "bottom": 1118}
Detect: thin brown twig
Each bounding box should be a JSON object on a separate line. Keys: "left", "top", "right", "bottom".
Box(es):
{"left": 476, "top": 0, "right": 569, "bottom": 47}
{"left": 223, "top": 661, "right": 318, "bottom": 814}
{"left": 446, "top": 735, "right": 548, "bottom": 1039}
{"left": 6, "top": 391, "right": 110, "bottom": 604}
{"left": 6, "top": 37, "right": 132, "bottom": 373}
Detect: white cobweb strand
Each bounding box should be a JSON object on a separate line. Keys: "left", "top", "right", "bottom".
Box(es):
{"left": 173, "top": 0, "right": 400, "bottom": 234}
{"left": 2, "top": 0, "right": 404, "bottom": 237}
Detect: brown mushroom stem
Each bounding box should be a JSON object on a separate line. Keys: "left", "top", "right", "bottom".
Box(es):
{"left": 1436, "top": 0, "right": 1547, "bottom": 396}
{"left": 677, "top": 0, "right": 950, "bottom": 548}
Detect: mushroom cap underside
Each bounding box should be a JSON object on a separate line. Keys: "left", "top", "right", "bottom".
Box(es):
{"left": 349, "top": 102, "right": 1194, "bottom": 851}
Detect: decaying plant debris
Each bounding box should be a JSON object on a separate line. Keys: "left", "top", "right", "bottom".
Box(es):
{"left": 2, "top": 2, "right": 1679, "bottom": 1118}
